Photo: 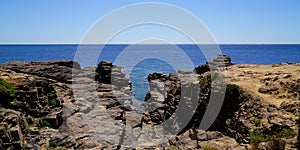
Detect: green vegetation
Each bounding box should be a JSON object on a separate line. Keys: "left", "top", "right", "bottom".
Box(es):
{"left": 0, "top": 78, "right": 15, "bottom": 93}
{"left": 54, "top": 148, "right": 68, "bottom": 150}
{"left": 225, "top": 119, "right": 231, "bottom": 126}
{"left": 49, "top": 83, "right": 55, "bottom": 89}
{"left": 59, "top": 142, "right": 66, "bottom": 147}
{"left": 42, "top": 120, "right": 52, "bottom": 128}
{"left": 49, "top": 141, "right": 58, "bottom": 148}
{"left": 186, "top": 82, "right": 193, "bottom": 87}
{"left": 242, "top": 126, "right": 249, "bottom": 131}
{"left": 207, "top": 72, "right": 218, "bottom": 81}
{"left": 26, "top": 126, "right": 31, "bottom": 134}
{"left": 253, "top": 118, "right": 261, "bottom": 127}
{"left": 166, "top": 145, "right": 180, "bottom": 150}
{"left": 26, "top": 124, "right": 34, "bottom": 134}
{"left": 250, "top": 130, "right": 269, "bottom": 144}
{"left": 250, "top": 128, "right": 292, "bottom": 149}
{"left": 48, "top": 92, "right": 58, "bottom": 106}
{"left": 197, "top": 76, "right": 203, "bottom": 81}
{"left": 48, "top": 93, "right": 56, "bottom": 98}
{"left": 252, "top": 137, "right": 286, "bottom": 150}
{"left": 226, "top": 84, "right": 238, "bottom": 92}
{"left": 278, "top": 128, "right": 295, "bottom": 138}
{"left": 0, "top": 77, "right": 16, "bottom": 105}
{"left": 77, "top": 144, "right": 86, "bottom": 149}
{"left": 48, "top": 98, "right": 57, "bottom": 106}
{"left": 203, "top": 146, "right": 218, "bottom": 150}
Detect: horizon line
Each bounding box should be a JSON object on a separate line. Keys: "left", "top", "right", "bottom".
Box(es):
{"left": 0, "top": 43, "right": 300, "bottom": 45}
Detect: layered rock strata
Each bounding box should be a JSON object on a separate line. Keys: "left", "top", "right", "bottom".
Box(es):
{"left": 0, "top": 59, "right": 298, "bottom": 149}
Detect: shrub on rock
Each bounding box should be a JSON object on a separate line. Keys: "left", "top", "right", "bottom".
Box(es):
{"left": 0, "top": 78, "right": 15, "bottom": 106}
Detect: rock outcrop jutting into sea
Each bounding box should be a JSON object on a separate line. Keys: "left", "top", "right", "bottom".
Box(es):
{"left": 0, "top": 55, "right": 299, "bottom": 149}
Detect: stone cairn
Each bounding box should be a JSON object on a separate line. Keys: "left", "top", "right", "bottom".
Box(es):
{"left": 208, "top": 53, "right": 232, "bottom": 68}
{"left": 194, "top": 54, "right": 232, "bottom": 74}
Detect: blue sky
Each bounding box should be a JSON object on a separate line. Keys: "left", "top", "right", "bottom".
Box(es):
{"left": 0, "top": 0, "right": 299, "bottom": 44}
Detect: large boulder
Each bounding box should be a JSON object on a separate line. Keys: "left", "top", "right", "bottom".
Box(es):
{"left": 95, "top": 61, "right": 113, "bottom": 84}
{"left": 95, "top": 61, "right": 130, "bottom": 90}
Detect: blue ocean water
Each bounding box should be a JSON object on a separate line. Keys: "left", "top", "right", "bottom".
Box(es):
{"left": 0, "top": 44, "right": 299, "bottom": 100}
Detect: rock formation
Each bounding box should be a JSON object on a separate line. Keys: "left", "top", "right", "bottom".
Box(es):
{"left": 0, "top": 60, "right": 81, "bottom": 83}
{"left": 209, "top": 53, "right": 232, "bottom": 67}
{"left": 0, "top": 69, "right": 64, "bottom": 149}
{"left": 194, "top": 54, "right": 232, "bottom": 74}
{"left": 0, "top": 59, "right": 298, "bottom": 149}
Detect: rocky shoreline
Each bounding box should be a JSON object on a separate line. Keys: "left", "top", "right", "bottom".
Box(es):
{"left": 0, "top": 57, "right": 299, "bottom": 149}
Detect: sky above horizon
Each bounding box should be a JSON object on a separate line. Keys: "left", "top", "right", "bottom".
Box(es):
{"left": 0, "top": 0, "right": 299, "bottom": 44}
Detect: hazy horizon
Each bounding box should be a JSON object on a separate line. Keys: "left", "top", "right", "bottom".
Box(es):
{"left": 1, "top": 43, "right": 300, "bottom": 45}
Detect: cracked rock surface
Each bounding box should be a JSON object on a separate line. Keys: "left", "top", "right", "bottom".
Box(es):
{"left": 0, "top": 60, "right": 299, "bottom": 149}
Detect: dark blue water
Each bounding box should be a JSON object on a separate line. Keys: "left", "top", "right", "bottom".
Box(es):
{"left": 1, "top": 44, "right": 299, "bottom": 100}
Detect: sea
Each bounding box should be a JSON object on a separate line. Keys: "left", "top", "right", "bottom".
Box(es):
{"left": 1, "top": 44, "right": 299, "bottom": 100}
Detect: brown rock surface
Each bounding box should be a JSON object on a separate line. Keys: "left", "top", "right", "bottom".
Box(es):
{"left": 221, "top": 63, "right": 299, "bottom": 149}
{"left": 224, "top": 64, "right": 299, "bottom": 107}
{"left": 0, "top": 60, "right": 299, "bottom": 149}
{"left": 0, "top": 60, "right": 81, "bottom": 83}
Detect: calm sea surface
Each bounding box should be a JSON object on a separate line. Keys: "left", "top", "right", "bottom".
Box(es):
{"left": 1, "top": 44, "right": 299, "bottom": 100}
